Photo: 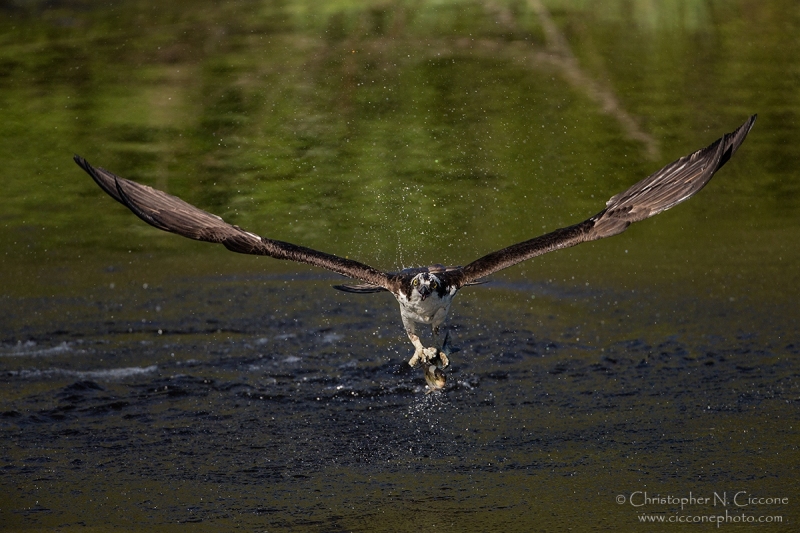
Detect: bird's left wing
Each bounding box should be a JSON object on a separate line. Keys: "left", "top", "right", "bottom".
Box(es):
{"left": 74, "top": 156, "right": 392, "bottom": 289}
{"left": 451, "top": 114, "right": 757, "bottom": 287}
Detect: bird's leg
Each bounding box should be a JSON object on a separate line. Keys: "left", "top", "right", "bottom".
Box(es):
{"left": 431, "top": 323, "right": 450, "bottom": 369}
{"left": 403, "top": 315, "right": 428, "bottom": 368}
{"left": 422, "top": 321, "right": 449, "bottom": 391}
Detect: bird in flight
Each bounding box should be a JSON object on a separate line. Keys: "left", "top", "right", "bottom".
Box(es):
{"left": 75, "top": 114, "right": 755, "bottom": 391}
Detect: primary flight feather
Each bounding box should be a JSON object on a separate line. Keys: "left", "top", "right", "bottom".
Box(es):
{"left": 75, "top": 114, "right": 756, "bottom": 391}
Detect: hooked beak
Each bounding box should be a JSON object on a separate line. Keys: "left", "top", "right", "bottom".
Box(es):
{"left": 417, "top": 285, "right": 431, "bottom": 301}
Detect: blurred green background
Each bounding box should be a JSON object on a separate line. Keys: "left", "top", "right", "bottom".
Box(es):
{"left": 2, "top": 0, "right": 796, "bottom": 300}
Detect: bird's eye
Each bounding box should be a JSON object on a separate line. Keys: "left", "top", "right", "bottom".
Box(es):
{"left": 431, "top": 281, "right": 438, "bottom": 289}
{"left": 412, "top": 278, "right": 419, "bottom": 286}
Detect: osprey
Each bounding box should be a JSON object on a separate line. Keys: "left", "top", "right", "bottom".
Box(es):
{"left": 74, "top": 115, "right": 755, "bottom": 391}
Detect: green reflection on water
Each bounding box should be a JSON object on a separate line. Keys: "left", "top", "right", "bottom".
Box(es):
{"left": 2, "top": 0, "right": 797, "bottom": 296}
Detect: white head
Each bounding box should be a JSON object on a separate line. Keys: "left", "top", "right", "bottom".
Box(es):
{"left": 410, "top": 272, "right": 442, "bottom": 301}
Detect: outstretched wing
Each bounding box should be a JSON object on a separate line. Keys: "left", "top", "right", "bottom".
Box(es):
{"left": 453, "top": 114, "right": 757, "bottom": 287}
{"left": 332, "top": 282, "right": 388, "bottom": 293}
{"left": 74, "top": 156, "right": 392, "bottom": 289}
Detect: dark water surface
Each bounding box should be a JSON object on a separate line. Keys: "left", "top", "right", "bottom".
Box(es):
{"left": 2, "top": 1, "right": 799, "bottom": 531}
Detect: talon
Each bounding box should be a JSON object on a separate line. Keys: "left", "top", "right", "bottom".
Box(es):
{"left": 437, "top": 351, "right": 450, "bottom": 369}
{"left": 422, "top": 346, "right": 438, "bottom": 359}
{"left": 408, "top": 352, "right": 421, "bottom": 367}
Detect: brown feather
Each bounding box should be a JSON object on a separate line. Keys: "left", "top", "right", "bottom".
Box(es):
{"left": 74, "top": 155, "right": 391, "bottom": 288}
{"left": 454, "top": 114, "right": 756, "bottom": 286}
{"left": 75, "top": 115, "right": 755, "bottom": 296}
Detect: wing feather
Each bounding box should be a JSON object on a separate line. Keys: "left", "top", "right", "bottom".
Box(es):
{"left": 454, "top": 115, "right": 756, "bottom": 287}
{"left": 74, "top": 156, "right": 391, "bottom": 288}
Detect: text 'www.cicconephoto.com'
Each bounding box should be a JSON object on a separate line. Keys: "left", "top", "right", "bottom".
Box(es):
{"left": 616, "top": 491, "right": 789, "bottom": 528}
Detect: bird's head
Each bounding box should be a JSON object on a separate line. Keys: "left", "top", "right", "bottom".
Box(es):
{"left": 411, "top": 272, "right": 441, "bottom": 301}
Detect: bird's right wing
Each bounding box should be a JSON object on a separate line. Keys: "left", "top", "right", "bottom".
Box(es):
{"left": 74, "top": 156, "right": 392, "bottom": 289}
{"left": 453, "top": 114, "right": 757, "bottom": 287}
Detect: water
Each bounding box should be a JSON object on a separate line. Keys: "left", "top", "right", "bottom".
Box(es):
{"left": 2, "top": 1, "right": 799, "bottom": 531}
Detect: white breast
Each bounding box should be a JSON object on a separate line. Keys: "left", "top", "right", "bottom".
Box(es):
{"left": 396, "top": 287, "right": 456, "bottom": 325}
